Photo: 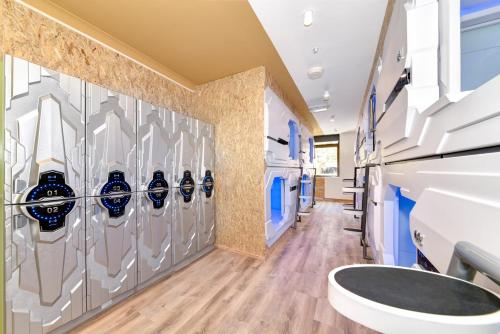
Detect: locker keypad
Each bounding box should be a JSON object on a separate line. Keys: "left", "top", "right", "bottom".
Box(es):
{"left": 25, "top": 171, "right": 76, "bottom": 231}
{"left": 179, "top": 170, "right": 195, "bottom": 203}
{"left": 147, "top": 170, "right": 169, "bottom": 209}
{"left": 100, "top": 171, "right": 132, "bottom": 218}
{"left": 201, "top": 170, "right": 214, "bottom": 198}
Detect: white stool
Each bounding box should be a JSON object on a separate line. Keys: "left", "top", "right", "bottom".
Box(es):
{"left": 328, "top": 265, "right": 500, "bottom": 334}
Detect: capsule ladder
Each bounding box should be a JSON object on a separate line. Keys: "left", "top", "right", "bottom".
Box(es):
{"left": 295, "top": 167, "right": 317, "bottom": 223}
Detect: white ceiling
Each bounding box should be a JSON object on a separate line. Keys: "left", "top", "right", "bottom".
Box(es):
{"left": 249, "top": 0, "right": 388, "bottom": 134}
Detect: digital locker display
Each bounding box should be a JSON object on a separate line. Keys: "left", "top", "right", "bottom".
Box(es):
{"left": 25, "top": 171, "right": 76, "bottom": 231}
{"left": 147, "top": 170, "right": 169, "bottom": 208}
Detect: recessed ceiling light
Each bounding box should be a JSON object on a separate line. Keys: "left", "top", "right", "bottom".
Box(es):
{"left": 309, "top": 105, "right": 329, "bottom": 113}
{"left": 323, "top": 90, "right": 330, "bottom": 101}
{"left": 307, "top": 66, "right": 323, "bottom": 80}
{"left": 304, "top": 10, "right": 313, "bottom": 27}
{"left": 312, "top": 47, "right": 319, "bottom": 54}
{"left": 330, "top": 115, "right": 335, "bottom": 122}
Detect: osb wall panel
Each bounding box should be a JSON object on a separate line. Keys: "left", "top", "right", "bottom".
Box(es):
{"left": 265, "top": 70, "right": 322, "bottom": 135}
{"left": 193, "top": 68, "right": 267, "bottom": 258}
{"left": 0, "top": 0, "right": 194, "bottom": 117}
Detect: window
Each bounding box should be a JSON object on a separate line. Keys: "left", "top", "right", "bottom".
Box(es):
{"left": 315, "top": 144, "right": 339, "bottom": 177}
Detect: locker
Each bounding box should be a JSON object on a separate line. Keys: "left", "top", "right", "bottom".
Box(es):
{"left": 6, "top": 199, "right": 86, "bottom": 334}
{"left": 3, "top": 55, "right": 85, "bottom": 204}
{"left": 85, "top": 193, "right": 137, "bottom": 311}
{"left": 3, "top": 55, "right": 86, "bottom": 333}
{"left": 172, "top": 113, "right": 197, "bottom": 264}
{"left": 137, "top": 101, "right": 173, "bottom": 283}
{"left": 85, "top": 83, "right": 136, "bottom": 194}
{"left": 85, "top": 84, "right": 137, "bottom": 310}
{"left": 196, "top": 120, "right": 215, "bottom": 251}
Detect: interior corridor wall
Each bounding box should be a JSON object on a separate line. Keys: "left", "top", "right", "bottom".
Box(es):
{"left": 324, "top": 131, "right": 356, "bottom": 201}
{"left": 192, "top": 68, "right": 267, "bottom": 258}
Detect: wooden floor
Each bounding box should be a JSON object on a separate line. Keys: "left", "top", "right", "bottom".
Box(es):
{"left": 71, "top": 202, "right": 375, "bottom": 334}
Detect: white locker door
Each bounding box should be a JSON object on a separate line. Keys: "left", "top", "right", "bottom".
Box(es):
{"left": 3, "top": 55, "right": 86, "bottom": 334}
{"left": 137, "top": 101, "right": 173, "bottom": 283}
{"left": 196, "top": 120, "right": 215, "bottom": 251}
{"left": 172, "top": 113, "right": 197, "bottom": 264}
{"left": 85, "top": 84, "right": 137, "bottom": 310}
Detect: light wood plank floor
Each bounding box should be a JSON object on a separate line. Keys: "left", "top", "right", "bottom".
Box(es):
{"left": 71, "top": 202, "right": 375, "bottom": 334}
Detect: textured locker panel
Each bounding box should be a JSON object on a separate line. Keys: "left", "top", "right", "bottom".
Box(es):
{"left": 4, "top": 55, "right": 85, "bottom": 205}
{"left": 137, "top": 100, "right": 173, "bottom": 283}
{"left": 172, "top": 113, "right": 197, "bottom": 264}
{"left": 86, "top": 83, "right": 137, "bottom": 195}
{"left": 196, "top": 120, "right": 215, "bottom": 251}
{"left": 137, "top": 100, "right": 172, "bottom": 191}
{"left": 5, "top": 199, "right": 86, "bottom": 334}
{"left": 86, "top": 194, "right": 137, "bottom": 311}
{"left": 137, "top": 191, "right": 172, "bottom": 283}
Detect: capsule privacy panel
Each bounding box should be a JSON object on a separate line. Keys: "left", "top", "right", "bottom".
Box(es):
{"left": 3, "top": 55, "right": 85, "bottom": 205}
{"left": 137, "top": 101, "right": 173, "bottom": 283}
{"left": 86, "top": 193, "right": 137, "bottom": 311}
{"left": 172, "top": 113, "right": 197, "bottom": 264}
{"left": 196, "top": 120, "right": 215, "bottom": 251}
{"left": 4, "top": 199, "right": 86, "bottom": 334}
{"left": 86, "top": 83, "right": 136, "bottom": 196}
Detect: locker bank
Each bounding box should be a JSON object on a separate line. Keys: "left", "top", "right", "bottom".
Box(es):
{"left": 0, "top": 0, "right": 499, "bottom": 333}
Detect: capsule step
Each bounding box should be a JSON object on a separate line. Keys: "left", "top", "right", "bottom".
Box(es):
{"left": 343, "top": 209, "right": 364, "bottom": 215}
{"left": 342, "top": 187, "right": 364, "bottom": 193}
{"left": 297, "top": 212, "right": 311, "bottom": 216}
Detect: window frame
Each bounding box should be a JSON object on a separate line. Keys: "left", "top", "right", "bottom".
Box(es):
{"left": 314, "top": 142, "right": 340, "bottom": 177}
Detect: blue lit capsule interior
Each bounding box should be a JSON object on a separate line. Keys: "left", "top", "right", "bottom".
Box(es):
{"left": 270, "top": 177, "right": 284, "bottom": 224}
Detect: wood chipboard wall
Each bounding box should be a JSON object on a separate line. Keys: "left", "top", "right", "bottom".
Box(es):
{"left": 193, "top": 68, "right": 267, "bottom": 258}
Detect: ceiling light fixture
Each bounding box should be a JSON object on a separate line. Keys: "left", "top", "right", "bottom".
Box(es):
{"left": 312, "top": 47, "right": 319, "bottom": 54}
{"left": 309, "top": 105, "right": 329, "bottom": 113}
{"left": 307, "top": 66, "right": 324, "bottom": 80}
{"left": 323, "top": 90, "right": 330, "bottom": 101}
{"left": 330, "top": 115, "right": 335, "bottom": 122}
{"left": 304, "top": 10, "right": 313, "bottom": 27}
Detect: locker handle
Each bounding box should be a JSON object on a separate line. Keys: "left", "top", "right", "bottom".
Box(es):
{"left": 267, "top": 136, "right": 288, "bottom": 145}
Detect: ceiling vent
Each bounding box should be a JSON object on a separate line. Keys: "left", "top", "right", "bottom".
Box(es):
{"left": 307, "top": 66, "right": 324, "bottom": 80}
